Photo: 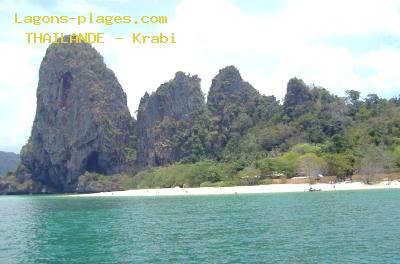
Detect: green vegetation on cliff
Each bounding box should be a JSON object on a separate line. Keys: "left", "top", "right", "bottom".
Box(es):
{"left": 4, "top": 58, "right": 400, "bottom": 193}
{"left": 119, "top": 75, "right": 400, "bottom": 190}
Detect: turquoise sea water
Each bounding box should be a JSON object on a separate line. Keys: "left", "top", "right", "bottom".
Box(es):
{"left": 1, "top": 190, "right": 400, "bottom": 263}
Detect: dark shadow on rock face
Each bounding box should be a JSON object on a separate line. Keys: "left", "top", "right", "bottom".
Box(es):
{"left": 59, "top": 71, "right": 73, "bottom": 107}
{"left": 85, "top": 152, "right": 104, "bottom": 174}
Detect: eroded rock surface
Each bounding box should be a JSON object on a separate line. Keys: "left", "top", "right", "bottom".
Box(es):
{"left": 16, "top": 37, "right": 134, "bottom": 192}
{"left": 207, "top": 66, "right": 278, "bottom": 148}
{"left": 136, "top": 72, "right": 206, "bottom": 167}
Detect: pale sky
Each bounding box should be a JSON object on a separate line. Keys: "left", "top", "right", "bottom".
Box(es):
{"left": 1, "top": 0, "right": 400, "bottom": 153}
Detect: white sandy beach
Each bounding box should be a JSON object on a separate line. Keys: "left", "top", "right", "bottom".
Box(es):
{"left": 70, "top": 180, "right": 400, "bottom": 197}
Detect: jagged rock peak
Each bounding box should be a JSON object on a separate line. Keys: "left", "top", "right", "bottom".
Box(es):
{"left": 210, "top": 65, "right": 243, "bottom": 91}
{"left": 283, "top": 77, "right": 313, "bottom": 118}
{"left": 215, "top": 65, "right": 242, "bottom": 80}
{"left": 174, "top": 71, "right": 198, "bottom": 81}
{"left": 207, "top": 65, "right": 258, "bottom": 111}
{"left": 207, "top": 65, "right": 279, "bottom": 149}
{"left": 156, "top": 71, "right": 201, "bottom": 97}
{"left": 136, "top": 71, "right": 206, "bottom": 168}
{"left": 139, "top": 71, "right": 204, "bottom": 119}
{"left": 16, "top": 37, "right": 134, "bottom": 192}
{"left": 286, "top": 77, "right": 309, "bottom": 96}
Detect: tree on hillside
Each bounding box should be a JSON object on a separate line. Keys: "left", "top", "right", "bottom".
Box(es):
{"left": 365, "top": 94, "right": 380, "bottom": 109}
{"left": 297, "top": 153, "right": 327, "bottom": 184}
{"left": 345, "top": 90, "right": 362, "bottom": 118}
{"left": 392, "top": 146, "right": 400, "bottom": 168}
{"left": 358, "top": 145, "right": 389, "bottom": 184}
{"left": 323, "top": 153, "right": 354, "bottom": 180}
{"left": 345, "top": 90, "right": 360, "bottom": 103}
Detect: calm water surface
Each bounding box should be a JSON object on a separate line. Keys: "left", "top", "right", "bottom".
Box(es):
{"left": 1, "top": 190, "right": 400, "bottom": 263}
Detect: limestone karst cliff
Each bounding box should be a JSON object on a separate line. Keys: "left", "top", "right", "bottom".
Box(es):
{"left": 207, "top": 66, "right": 279, "bottom": 150}
{"left": 136, "top": 72, "right": 207, "bottom": 167}
{"left": 7, "top": 37, "right": 297, "bottom": 194}
{"left": 16, "top": 36, "right": 135, "bottom": 192}
{"left": 283, "top": 77, "right": 314, "bottom": 119}
{"left": 136, "top": 66, "right": 279, "bottom": 167}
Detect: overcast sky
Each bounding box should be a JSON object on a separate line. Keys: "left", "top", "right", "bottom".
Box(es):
{"left": 1, "top": 0, "right": 400, "bottom": 153}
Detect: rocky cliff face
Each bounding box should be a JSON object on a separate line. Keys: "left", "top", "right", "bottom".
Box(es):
{"left": 283, "top": 77, "right": 314, "bottom": 119}
{"left": 136, "top": 72, "right": 206, "bottom": 167}
{"left": 207, "top": 66, "right": 278, "bottom": 149}
{"left": 16, "top": 36, "right": 134, "bottom": 192}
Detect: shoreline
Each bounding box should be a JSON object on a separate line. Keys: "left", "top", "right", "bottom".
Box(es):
{"left": 69, "top": 180, "right": 400, "bottom": 197}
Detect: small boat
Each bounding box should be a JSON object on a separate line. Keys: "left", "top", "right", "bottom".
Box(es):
{"left": 308, "top": 187, "right": 321, "bottom": 192}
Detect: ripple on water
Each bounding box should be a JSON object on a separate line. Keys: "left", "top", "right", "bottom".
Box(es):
{"left": 0, "top": 190, "right": 400, "bottom": 263}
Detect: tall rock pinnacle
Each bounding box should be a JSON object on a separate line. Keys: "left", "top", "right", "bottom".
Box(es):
{"left": 207, "top": 66, "right": 278, "bottom": 148}
{"left": 136, "top": 72, "right": 206, "bottom": 167}
{"left": 16, "top": 36, "right": 134, "bottom": 192}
